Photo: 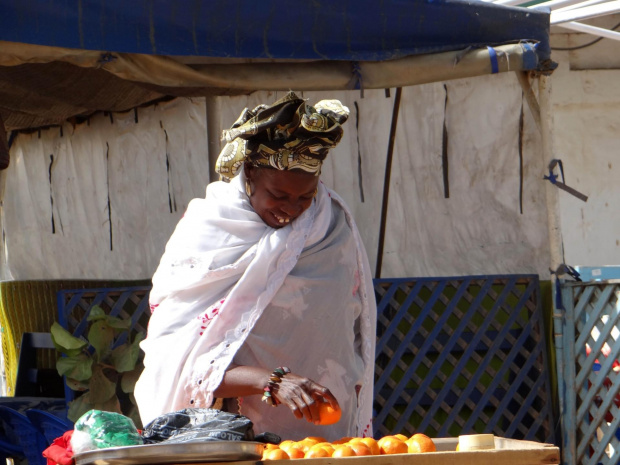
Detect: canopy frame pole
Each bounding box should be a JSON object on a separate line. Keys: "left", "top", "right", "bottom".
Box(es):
{"left": 375, "top": 87, "right": 403, "bottom": 279}
{"left": 516, "top": 71, "right": 542, "bottom": 134}
{"left": 557, "top": 21, "right": 620, "bottom": 40}
{"left": 539, "top": 73, "right": 568, "bottom": 465}
{"left": 551, "top": 0, "right": 620, "bottom": 24}
{"left": 539, "top": 74, "right": 563, "bottom": 284}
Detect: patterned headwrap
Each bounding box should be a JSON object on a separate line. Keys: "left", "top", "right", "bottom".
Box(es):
{"left": 215, "top": 91, "right": 349, "bottom": 182}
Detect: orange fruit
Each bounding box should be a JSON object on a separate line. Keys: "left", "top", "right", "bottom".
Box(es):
{"left": 347, "top": 441, "right": 372, "bottom": 456}
{"left": 358, "top": 437, "right": 380, "bottom": 455}
{"left": 317, "top": 402, "right": 342, "bottom": 425}
{"left": 310, "top": 443, "right": 335, "bottom": 456}
{"left": 332, "top": 446, "right": 356, "bottom": 457}
{"left": 304, "top": 447, "right": 330, "bottom": 458}
{"left": 377, "top": 436, "right": 408, "bottom": 455}
{"left": 279, "top": 440, "right": 295, "bottom": 449}
{"left": 264, "top": 449, "right": 290, "bottom": 460}
{"left": 394, "top": 434, "right": 408, "bottom": 442}
{"left": 306, "top": 436, "right": 327, "bottom": 443}
{"left": 348, "top": 438, "right": 375, "bottom": 455}
{"left": 407, "top": 433, "right": 436, "bottom": 453}
{"left": 280, "top": 444, "right": 304, "bottom": 459}
{"left": 295, "top": 439, "right": 320, "bottom": 453}
{"left": 264, "top": 443, "right": 279, "bottom": 450}
{"left": 333, "top": 437, "right": 353, "bottom": 445}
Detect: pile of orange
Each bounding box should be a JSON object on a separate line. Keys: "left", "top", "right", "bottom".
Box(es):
{"left": 261, "top": 433, "right": 436, "bottom": 460}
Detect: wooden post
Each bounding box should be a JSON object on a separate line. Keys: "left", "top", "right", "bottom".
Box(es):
{"left": 516, "top": 71, "right": 542, "bottom": 134}
{"left": 375, "top": 87, "right": 403, "bottom": 279}
{"left": 539, "top": 74, "right": 570, "bottom": 465}
{"left": 539, "top": 75, "right": 563, "bottom": 272}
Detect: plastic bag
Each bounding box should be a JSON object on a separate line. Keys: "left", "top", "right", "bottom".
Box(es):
{"left": 71, "top": 410, "right": 143, "bottom": 453}
{"left": 141, "top": 408, "right": 255, "bottom": 444}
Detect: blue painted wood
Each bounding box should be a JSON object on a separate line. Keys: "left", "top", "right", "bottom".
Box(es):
{"left": 56, "top": 276, "right": 554, "bottom": 445}
{"left": 415, "top": 278, "right": 496, "bottom": 435}
{"left": 374, "top": 280, "right": 424, "bottom": 357}
{"left": 560, "top": 281, "right": 620, "bottom": 465}
{"left": 463, "top": 280, "right": 540, "bottom": 430}
{"left": 373, "top": 280, "right": 451, "bottom": 430}
{"left": 390, "top": 279, "right": 472, "bottom": 434}
{"left": 449, "top": 278, "right": 533, "bottom": 432}
{"left": 373, "top": 275, "right": 554, "bottom": 444}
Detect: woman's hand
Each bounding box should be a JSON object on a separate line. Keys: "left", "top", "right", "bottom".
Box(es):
{"left": 273, "top": 372, "right": 340, "bottom": 424}
{"left": 214, "top": 365, "right": 339, "bottom": 424}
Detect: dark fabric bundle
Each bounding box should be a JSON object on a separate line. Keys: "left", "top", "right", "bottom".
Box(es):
{"left": 141, "top": 408, "right": 255, "bottom": 444}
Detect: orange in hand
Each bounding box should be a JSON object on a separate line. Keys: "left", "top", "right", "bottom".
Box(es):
{"left": 317, "top": 401, "right": 342, "bottom": 425}
{"left": 407, "top": 433, "right": 436, "bottom": 453}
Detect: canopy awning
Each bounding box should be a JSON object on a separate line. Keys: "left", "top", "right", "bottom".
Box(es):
{"left": 0, "top": 0, "right": 553, "bottom": 168}
{"left": 2, "top": 0, "right": 551, "bottom": 61}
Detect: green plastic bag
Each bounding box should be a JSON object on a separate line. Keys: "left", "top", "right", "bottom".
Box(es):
{"left": 72, "top": 410, "right": 143, "bottom": 453}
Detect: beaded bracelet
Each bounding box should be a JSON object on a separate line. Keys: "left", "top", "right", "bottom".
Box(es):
{"left": 261, "top": 366, "right": 291, "bottom": 406}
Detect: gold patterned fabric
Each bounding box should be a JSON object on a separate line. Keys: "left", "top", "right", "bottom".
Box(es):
{"left": 215, "top": 91, "right": 349, "bottom": 182}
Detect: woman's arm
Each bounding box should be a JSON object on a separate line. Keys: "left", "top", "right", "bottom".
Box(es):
{"left": 214, "top": 365, "right": 340, "bottom": 425}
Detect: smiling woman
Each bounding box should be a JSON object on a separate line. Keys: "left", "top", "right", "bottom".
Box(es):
{"left": 245, "top": 166, "right": 319, "bottom": 228}
{"left": 134, "top": 92, "right": 377, "bottom": 441}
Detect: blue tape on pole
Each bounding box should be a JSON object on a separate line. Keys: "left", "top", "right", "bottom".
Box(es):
{"left": 487, "top": 46, "right": 499, "bottom": 74}
{"left": 521, "top": 42, "right": 539, "bottom": 70}
{"left": 352, "top": 62, "right": 363, "bottom": 90}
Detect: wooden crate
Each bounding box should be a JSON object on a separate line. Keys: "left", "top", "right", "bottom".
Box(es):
{"left": 208, "top": 437, "right": 560, "bottom": 465}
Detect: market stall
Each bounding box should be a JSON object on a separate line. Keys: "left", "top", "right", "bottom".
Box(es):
{"left": 0, "top": 1, "right": 562, "bottom": 464}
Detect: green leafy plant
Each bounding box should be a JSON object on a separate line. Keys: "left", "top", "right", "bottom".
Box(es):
{"left": 50, "top": 306, "right": 145, "bottom": 427}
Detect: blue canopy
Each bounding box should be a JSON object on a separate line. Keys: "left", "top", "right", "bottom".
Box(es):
{"left": 1, "top": 0, "right": 550, "bottom": 62}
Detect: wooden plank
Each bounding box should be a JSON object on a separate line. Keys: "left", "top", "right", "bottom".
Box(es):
{"left": 179, "top": 439, "right": 560, "bottom": 465}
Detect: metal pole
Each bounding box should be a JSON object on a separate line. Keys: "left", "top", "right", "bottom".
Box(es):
{"left": 551, "top": 0, "right": 620, "bottom": 24}
{"left": 556, "top": 21, "right": 620, "bottom": 41}
{"left": 539, "top": 74, "right": 569, "bottom": 463}
{"left": 375, "top": 87, "right": 402, "bottom": 279}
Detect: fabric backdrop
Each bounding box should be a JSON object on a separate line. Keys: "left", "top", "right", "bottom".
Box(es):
{"left": 0, "top": 74, "right": 550, "bottom": 280}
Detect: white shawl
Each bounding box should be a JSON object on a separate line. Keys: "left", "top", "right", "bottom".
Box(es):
{"left": 134, "top": 173, "right": 376, "bottom": 438}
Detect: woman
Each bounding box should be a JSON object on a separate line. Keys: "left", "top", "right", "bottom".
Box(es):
{"left": 134, "top": 92, "right": 377, "bottom": 440}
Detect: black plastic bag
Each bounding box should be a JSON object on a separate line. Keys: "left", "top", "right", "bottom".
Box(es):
{"left": 141, "top": 408, "right": 255, "bottom": 444}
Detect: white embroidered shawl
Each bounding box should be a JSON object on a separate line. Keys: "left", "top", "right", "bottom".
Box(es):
{"left": 134, "top": 173, "right": 376, "bottom": 438}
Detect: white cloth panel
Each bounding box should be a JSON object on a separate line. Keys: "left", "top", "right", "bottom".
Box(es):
{"left": 551, "top": 62, "right": 620, "bottom": 267}
{"left": 1, "top": 77, "right": 551, "bottom": 281}
{"left": 214, "top": 82, "right": 550, "bottom": 279}
{"left": 383, "top": 75, "right": 551, "bottom": 278}
{"left": 0, "top": 98, "right": 210, "bottom": 280}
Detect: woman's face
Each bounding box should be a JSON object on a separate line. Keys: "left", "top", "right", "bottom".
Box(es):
{"left": 245, "top": 165, "right": 319, "bottom": 229}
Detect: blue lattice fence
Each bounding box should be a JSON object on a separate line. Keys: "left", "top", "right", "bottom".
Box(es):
{"left": 55, "top": 277, "right": 555, "bottom": 443}
{"left": 559, "top": 281, "right": 620, "bottom": 465}
{"left": 373, "top": 275, "right": 555, "bottom": 443}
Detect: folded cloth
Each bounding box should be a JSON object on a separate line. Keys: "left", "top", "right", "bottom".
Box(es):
{"left": 42, "top": 430, "right": 74, "bottom": 465}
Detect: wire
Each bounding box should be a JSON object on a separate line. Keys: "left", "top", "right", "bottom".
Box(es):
{"left": 552, "top": 20, "right": 620, "bottom": 50}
